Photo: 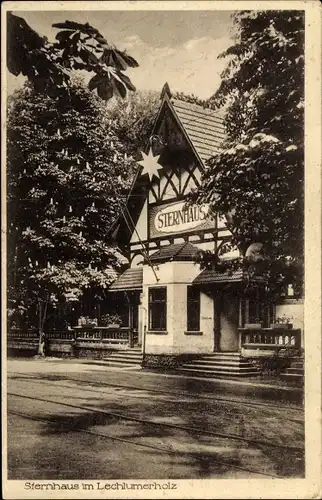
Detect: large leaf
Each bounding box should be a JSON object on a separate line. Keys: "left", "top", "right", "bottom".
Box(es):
{"left": 97, "top": 80, "right": 113, "bottom": 101}
{"left": 8, "top": 12, "right": 46, "bottom": 51}
{"left": 52, "top": 21, "right": 102, "bottom": 38}
{"left": 113, "top": 78, "right": 127, "bottom": 98}
{"left": 55, "top": 30, "right": 74, "bottom": 43}
{"left": 101, "top": 48, "right": 139, "bottom": 70}
{"left": 117, "top": 72, "right": 136, "bottom": 92}
{"left": 116, "top": 50, "right": 139, "bottom": 68}
{"left": 88, "top": 74, "right": 107, "bottom": 91}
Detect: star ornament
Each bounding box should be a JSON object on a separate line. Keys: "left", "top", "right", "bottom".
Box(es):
{"left": 137, "top": 149, "right": 162, "bottom": 181}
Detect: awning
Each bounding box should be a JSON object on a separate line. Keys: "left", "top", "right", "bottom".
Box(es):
{"left": 109, "top": 267, "right": 143, "bottom": 292}
{"left": 192, "top": 269, "right": 244, "bottom": 286}
{"left": 148, "top": 242, "right": 199, "bottom": 264}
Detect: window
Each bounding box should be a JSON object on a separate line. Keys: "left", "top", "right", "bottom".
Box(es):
{"left": 187, "top": 286, "right": 200, "bottom": 331}
{"left": 148, "top": 287, "right": 167, "bottom": 331}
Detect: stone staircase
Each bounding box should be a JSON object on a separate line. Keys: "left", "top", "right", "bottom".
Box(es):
{"left": 178, "top": 352, "right": 260, "bottom": 378}
{"left": 281, "top": 358, "right": 304, "bottom": 386}
{"left": 103, "top": 348, "right": 143, "bottom": 368}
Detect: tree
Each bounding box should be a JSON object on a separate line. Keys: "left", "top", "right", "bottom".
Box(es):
{"left": 193, "top": 10, "right": 304, "bottom": 297}
{"left": 106, "top": 90, "right": 160, "bottom": 157}
{"left": 7, "top": 79, "right": 136, "bottom": 353}
{"left": 7, "top": 12, "right": 138, "bottom": 100}
{"left": 172, "top": 91, "right": 210, "bottom": 109}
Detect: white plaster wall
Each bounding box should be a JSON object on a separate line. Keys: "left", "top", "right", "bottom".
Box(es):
{"left": 172, "top": 261, "right": 201, "bottom": 283}
{"left": 182, "top": 170, "right": 201, "bottom": 196}
{"left": 217, "top": 215, "right": 226, "bottom": 229}
{"left": 275, "top": 301, "right": 304, "bottom": 346}
{"left": 167, "top": 287, "right": 214, "bottom": 354}
{"left": 130, "top": 199, "right": 147, "bottom": 243}
{"left": 143, "top": 261, "right": 214, "bottom": 355}
{"left": 142, "top": 262, "right": 174, "bottom": 353}
{"left": 195, "top": 241, "right": 216, "bottom": 252}
{"left": 160, "top": 175, "right": 177, "bottom": 200}
{"left": 130, "top": 254, "right": 144, "bottom": 267}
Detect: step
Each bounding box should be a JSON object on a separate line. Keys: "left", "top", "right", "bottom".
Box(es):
{"left": 280, "top": 373, "right": 304, "bottom": 381}
{"left": 107, "top": 357, "right": 143, "bottom": 364}
{"left": 102, "top": 361, "right": 142, "bottom": 368}
{"left": 108, "top": 352, "right": 143, "bottom": 358}
{"left": 103, "top": 358, "right": 142, "bottom": 365}
{"left": 291, "top": 362, "right": 304, "bottom": 369}
{"left": 202, "top": 352, "right": 242, "bottom": 358}
{"left": 195, "top": 357, "right": 244, "bottom": 363}
{"left": 280, "top": 375, "right": 304, "bottom": 387}
{"left": 200, "top": 358, "right": 243, "bottom": 363}
{"left": 286, "top": 367, "right": 304, "bottom": 374}
{"left": 183, "top": 359, "right": 253, "bottom": 367}
{"left": 178, "top": 367, "right": 260, "bottom": 378}
{"left": 181, "top": 363, "right": 257, "bottom": 372}
{"left": 199, "top": 356, "right": 245, "bottom": 362}
{"left": 108, "top": 352, "right": 143, "bottom": 359}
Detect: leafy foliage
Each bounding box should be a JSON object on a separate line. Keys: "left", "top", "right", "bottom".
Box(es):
{"left": 99, "top": 313, "right": 122, "bottom": 327}
{"left": 7, "top": 79, "right": 136, "bottom": 331}
{"left": 173, "top": 91, "right": 210, "bottom": 109}
{"left": 7, "top": 12, "right": 138, "bottom": 100}
{"left": 105, "top": 90, "right": 160, "bottom": 156}
{"left": 194, "top": 10, "right": 304, "bottom": 296}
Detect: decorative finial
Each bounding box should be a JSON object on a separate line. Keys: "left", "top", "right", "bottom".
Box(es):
{"left": 161, "top": 82, "right": 172, "bottom": 100}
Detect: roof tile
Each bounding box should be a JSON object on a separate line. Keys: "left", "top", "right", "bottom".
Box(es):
{"left": 193, "top": 269, "right": 244, "bottom": 285}
{"left": 172, "top": 99, "right": 225, "bottom": 162}
{"left": 109, "top": 267, "right": 143, "bottom": 291}
{"left": 149, "top": 242, "right": 199, "bottom": 264}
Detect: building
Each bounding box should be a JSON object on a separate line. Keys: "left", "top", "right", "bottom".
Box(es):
{"left": 109, "top": 85, "right": 304, "bottom": 373}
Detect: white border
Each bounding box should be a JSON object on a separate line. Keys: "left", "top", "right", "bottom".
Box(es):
{"left": 2, "top": 2, "right": 321, "bottom": 499}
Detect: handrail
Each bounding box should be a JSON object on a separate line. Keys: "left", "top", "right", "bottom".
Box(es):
{"left": 239, "top": 327, "right": 301, "bottom": 349}
{"left": 8, "top": 327, "right": 131, "bottom": 344}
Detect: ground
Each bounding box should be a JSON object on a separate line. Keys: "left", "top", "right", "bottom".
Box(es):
{"left": 6, "top": 358, "right": 304, "bottom": 480}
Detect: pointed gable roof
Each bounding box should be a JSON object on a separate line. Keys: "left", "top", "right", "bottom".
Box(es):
{"left": 149, "top": 91, "right": 225, "bottom": 167}
{"left": 171, "top": 99, "right": 225, "bottom": 161}
{"left": 112, "top": 86, "right": 226, "bottom": 244}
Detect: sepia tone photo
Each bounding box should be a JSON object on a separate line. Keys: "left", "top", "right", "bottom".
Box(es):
{"left": 2, "top": 1, "right": 321, "bottom": 499}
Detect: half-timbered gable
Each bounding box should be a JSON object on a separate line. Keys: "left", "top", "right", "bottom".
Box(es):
{"left": 121, "top": 89, "right": 228, "bottom": 266}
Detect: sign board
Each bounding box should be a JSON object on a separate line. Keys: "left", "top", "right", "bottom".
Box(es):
{"left": 149, "top": 200, "right": 216, "bottom": 239}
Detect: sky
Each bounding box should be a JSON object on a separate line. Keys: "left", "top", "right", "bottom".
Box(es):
{"left": 8, "top": 10, "right": 235, "bottom": 99}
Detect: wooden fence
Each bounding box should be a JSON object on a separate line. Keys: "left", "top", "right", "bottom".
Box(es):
{"left": 7, "top": 326, "right": 134, "bottom": 357}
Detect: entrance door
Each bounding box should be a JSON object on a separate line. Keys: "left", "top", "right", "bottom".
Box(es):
{"left": 129, "top": 304, "right": 139, "bottom": 346}
{"left": 132, "top": 304, "right": 139, "bottom": 345}
{"left": 213, "top": 294, "right": 221, "bottom": 351}
{"left": 213, "top": 292, "right": 239, "bottom": 352}
{"left": 219, "top": 294, "right": 239, "bottom": 351}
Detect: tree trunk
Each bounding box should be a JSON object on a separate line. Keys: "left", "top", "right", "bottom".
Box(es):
{"left": 37, "top": 297, "right": 48, "bottom": 356}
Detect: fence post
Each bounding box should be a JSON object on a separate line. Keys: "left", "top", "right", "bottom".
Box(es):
{"left": 238, "top": 329, "right": 243, "bottom": 350}
{"left": 129, "top": 328, "right": 134, "bottom": 348}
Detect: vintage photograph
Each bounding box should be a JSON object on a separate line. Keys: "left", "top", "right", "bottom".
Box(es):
{"left": 3, "top": 1, "right": 319, "bottom": 496}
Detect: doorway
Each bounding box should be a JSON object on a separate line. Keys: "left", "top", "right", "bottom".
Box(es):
{"left": 213, "top": 291, "right": 239, "bottom": 352}
{"left": 129, "top": 303, "right": 139, "bottom": 346}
